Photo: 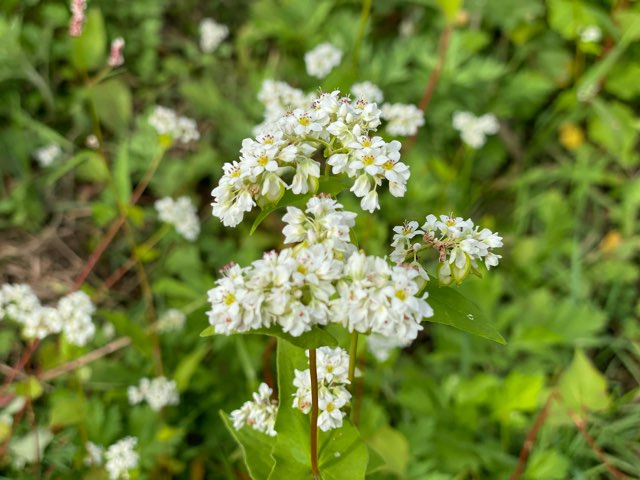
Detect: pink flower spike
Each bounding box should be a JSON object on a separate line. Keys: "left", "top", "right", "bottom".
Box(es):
{"left": 107, "top": 37, "right": 125, "bottom": 67}
{"left": 68, "top": 0, "right": 87, "bottom": 37}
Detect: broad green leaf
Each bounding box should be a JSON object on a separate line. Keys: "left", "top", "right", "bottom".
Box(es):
{"left": 13, "top": 376, "right": 43, "bottom": 400}
{"left": 49, "top": 392, "right": 85, "bottom": 427}
{"left": 250, "top": 176, "right": 352, "bottom": 235}
{"left": 558, "top": 349, "right": 610, "bottom": 416}
{"left": 436, "top": 0, "right": 462, "bottom": 23}
{"left": 200, "top": 325, "right": 338, "bottom": 350}
{"left": 87, "top": 79, "right": 132, "bottom": 134}
{"left": 366, "top": 426, "right": 409, "bottom": 477}
{"left": 70, "top": 9, "right": 106, "bottom": 72}
{"left": 174, "top": 345, "right": 209, "bottom": 392}
{"left": 268, "top": 339, "right": 368, "bottom": 480}
{"left": 491, "top": 372, "right": 545, "bottom": 423}
{"left": 424, "top": 285, "right": 506, "bottom": 344}
{"left": 524, "top": 450, "right": 570, "bottom": 480}
{"left": 220, "top": 411, "right": 276, "bottom": 480}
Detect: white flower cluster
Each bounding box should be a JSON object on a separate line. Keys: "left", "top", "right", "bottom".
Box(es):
{"left": 304, "top": 43, "right": 343, "bottom": 78}
{"left": 351, "top": 81, "right": 384, "bottom": 104}
{"left": 452, "top": 111, "right": 499, "bottom": 148}
{"left": 84, "top": 441, "right": 104, "bottom": 466}
{"left": 208, "top": 197, "right": 432, "bottom": 345}
{"left": 104, "top": 437, "right": 138, "bottom": 480}
{"left": 256, "top": 80, "right": 311, "bottom": 127}
{"left": 34, "top": 144, "right": 61, "bottom": 167}
{"left": 154, "top": 196, "right": 200, "bottom": 241}
{"left": 579, "top": 25, "right": 602, "bottom": 43}
{"left": 282, "top": 195, "right": 356, "bottom": 256}
{"left": 380, "top": 103, "right": 425, "bottom": 136}
{"left": 156, "top": 308, "right": 186, "bottom": 333}
{"left": 366, "top": 333, "right": 410, "bottom": 362}
{"left": 127, "top": 376, "right": 179, "bottom": 411}
{"left": 230, "top": 382, "right": 277, "bottom": 437}
{"left": 148, "top": 106, "right": 200, "bottom": 144}
{"left": 293, "top": 347, "right": 351, "bottom": 432}
{"left": 199, "top": 17, "right": 229, "bottom": 53}
{"left": 212, "top": 89, "right": 411, "bottom": 226}
{"left": 391, "top": 215, "right": 503, "bottom": 285}
{"left": 0, "top": 284, "right": 96, "bottom": 345}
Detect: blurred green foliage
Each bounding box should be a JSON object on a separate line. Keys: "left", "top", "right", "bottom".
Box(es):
{"left": 1, "top": 0, "right": 639, "bottom": 479}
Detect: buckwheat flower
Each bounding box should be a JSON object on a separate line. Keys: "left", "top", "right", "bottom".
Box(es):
{"left": 199, "top": 18, "right": 229, "bottom": 53}
{"left": 256, "top": 80, "right": 310, "bottom": 126}
{"left": 366, "top": 333, "right": 410, "bottom": 362}
{"left": 105, "top": 437, "right": 138, "bottom": 480}
{"left": 34, "top": 144, "right": 61, "bottom": 167}
{"left": 305, "top": 43, "right": 343, "bottom": 78}
{"left": 84, "top": 441, "right": 104, "bottom": 466}
{"left": 156, "top": 308, "right": 186, "bottom": 333}
{"left": 22, "top": 306, "right": 63, "bottom": 340}
{"left": 155, "top": 196, "right": 200, "bottom": 241}
{"left": 230, "top": 382, "right": 278, "bottom": 437}
{"left": 0, "top": 284, "right": 41, "bottom": 325}
{"left": 56, "top": 291, "right": 96, "bottom": 346}
{"left": 107, "top": 37, "right": 125, "bottom": 67}
{"left": 293, "top": 347, "right": 351, "bottom": 431}
{"left": 380, "top": 103, "right": 425, "bottom": 136}
{"left": 148, "top": 106, "right": 199, "bottom": 145}
{"left": 69, "top": 0, "right": 86, "bottom": 37}
{"left": 128, "top": 377, "right": 179, "bottom": 411}
{"left": 351, "top": 81, "right": 384, "bottom": 104}
{"left": 452, "top": 111, "right": 499, "bottom": 148}
{"left": 282, "top": 196, "right": 356, "bottom": 256}
{"left": 580, "top": 25, "right": 601, "bottom": 43}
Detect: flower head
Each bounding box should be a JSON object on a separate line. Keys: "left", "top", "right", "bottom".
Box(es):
{"left": 305, "top": 43, "right": 343, "bottom": 78}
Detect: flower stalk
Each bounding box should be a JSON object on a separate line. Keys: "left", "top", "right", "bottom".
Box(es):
{"left": 309, "top": 348, "right": 320, "bottom": 479}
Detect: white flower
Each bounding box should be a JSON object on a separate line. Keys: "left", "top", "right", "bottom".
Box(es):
{"left": 84, "top": 442, "right": 104, "bottom": 466}
{"left": 231, "top": 382, "right": 277, "bottom": 436}
{"left": 366, "top": 333, "right": 410, "bottom": 362}
{"left": 57, "top": 291, "right": 96, "bottom": 346}
{"left": 155, "top": 196, "right": 200, "bottom": 241}
{"left": 105, "top": 437, "right": 138, "bottom": 480}
{"left": 148, "top": 106, "right": 199, "bottom": 144}
{"left": 452, "top": 111, "right": 499, "bottom": 148}
{"left": 580, "top": 25, "right": 601, "bottom": 43}
{"left": 127, "top": 377, "right": 179, "bottom": 411}
{"left": 380, "top": 103, "right": 425, "bottom": 136}
{"left": 199, "top": 18, "right": 229, "bottom": 53}
{"left": 293, "top": 347, "right": 352, "bottom": 431}
{"left": 351, "top": 81, "right": 384, "bottom": 104}
{"left": 156, "top": 309, "right": 186, "bottom": 333}
{"left": 305, "top": 43, "right": 343, "bottom": 78}
{"left": 34, "top": 144, "right": 61, "bottom": 167}
{"left": 22, "top": 306, "right": 62, "bottom": 340}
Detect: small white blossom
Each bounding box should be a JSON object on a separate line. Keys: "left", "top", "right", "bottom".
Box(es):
{"left": 231, "top": 382, "right": 277, "bottom": 436}
{"left": 148, "top": 106, "right": 200, "bottom": 144}
{"left": 305, "top": 43, "right": 343, "bottom": 78}
{"left": 104, "top": 437, "right": 138, "bottom": 480}
{"left": 579, "top": 25, "right": 602, "bottom": 43}
{"left": 156, "top": 308, "right": 186, "bottom": 333}
{"left": 293, "top": 347, "right": 351, "bottom": 432}
{"left": 199, "top": 18, "right": 229, "bottom": 53}
{"left": 366, "top": 333, "right": 410, "bottom": 362}
{"left": 58, "top": 291, "right": 96, "bottom": 346}
{"left": 155, "top": 196, "right": 200, "bottom": 241}
{"left": 351, "top": 81, "right": 384, "bottom": 104}
{"left": 452, "top": 111, "right": 499, "bottom": 148}
{"left": 380, "top": 103, "right": 425, "bottom": 136}
{"left": 34, "top": 144, "right": 61, "bottom": 167}
{"left": 84, "top": 441, "right": 104, "bottom": 466}
{"left": 127, "top": 377, "right": 179, "bottom": 411}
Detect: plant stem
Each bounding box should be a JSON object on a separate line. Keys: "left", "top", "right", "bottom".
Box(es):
{"left": 309, "top": 348, "right": 320, "bottom": 479}
{"left": 352, "top": 0, "right": 373, "bottom": 74}
{"left": 348, "top": 332, "right": 358, "bottom": 387}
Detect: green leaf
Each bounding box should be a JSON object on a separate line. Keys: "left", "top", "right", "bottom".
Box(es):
{"left": 173, "top": 345, "right": 209, "bottom": 392}
{"left": 87, "top": 79, "right": 132, "bottom": 134}
{"left": 424, "top": 285, "right": 506, "bottom": 344}
{"left": 49, "top": 392, "right": 85, "bottom": 427}
{"left": 268, "top": 339, "right": 368, "bottom": 480}
{"left": 200, "top": 325, "right": 338, "bottom": 350}
{"left": 558, "top": 349, "right": 610, "bottom": 416}
{"left": 9, "top": 428, "right": 54, "bottom": 467}
{"left": 250, "top": 176, "right": 352, "bottom": 235}
{"left": 366, "top": 426, "right": 409, "bottom": 477}
{"left": 13, "top": 376, "right": 43, "bottom": 400}
{"left": 220, "top": 410, "right": 276, "bottom": 480}
{"left": 70, "top": 9, "right": 106, "bottom": 72}
{"left": 491, "top": 372, "right": 545, "bottom": 423}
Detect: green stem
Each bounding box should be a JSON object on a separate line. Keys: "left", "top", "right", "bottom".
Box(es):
{"left": 309, "top": 348, "right": 320, "bottom": 479}
{"left": 352, "top": 0, "right": 373, "bottom": 74}
{"left": 348, "top": 332, "right": 358, "bottom": 387}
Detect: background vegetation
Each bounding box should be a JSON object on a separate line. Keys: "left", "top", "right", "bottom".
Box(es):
{"left": 1, "top": 0, "right": 639, "bottom": 478}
